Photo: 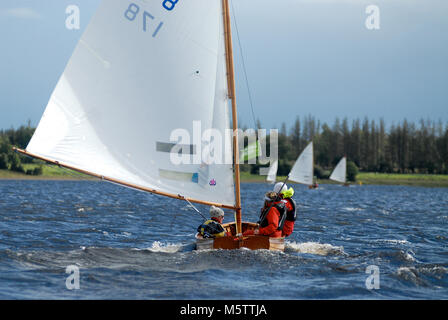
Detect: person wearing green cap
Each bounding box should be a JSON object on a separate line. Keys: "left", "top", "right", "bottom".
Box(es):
{"left": 273, "top": 182, "right": 297, "bottom": 237}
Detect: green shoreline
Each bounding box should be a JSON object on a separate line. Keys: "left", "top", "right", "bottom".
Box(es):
{"left": 350, "top": 172, "right": 448, "bottom": 188}
{"left": 1, "top": 168, "right": 448, "bottom": 187}
{"left": 240, "top": 171, "right": 448, "bottom": 188}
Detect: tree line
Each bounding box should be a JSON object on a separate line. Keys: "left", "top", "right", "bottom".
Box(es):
{"left": 0, "top": 124, "right": 43, "bottom": 175}
{"left": 249, "top": 115, "right": 448, "bottom": 178}
{"left": 1, "top": 117, "right": 448, "bottom": 178}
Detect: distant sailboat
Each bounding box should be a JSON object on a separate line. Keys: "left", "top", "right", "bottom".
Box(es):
{"left": 13, "top": 0, "right": 284, "bottom": 251}
{"left": 288, "top": 142, "right": 317, "bottom": 188}
{"left": 266, "top": 160, "right": 278, "bottom": 184}
{"left": 329, "top": 156, "right": 348, "bottom": 186}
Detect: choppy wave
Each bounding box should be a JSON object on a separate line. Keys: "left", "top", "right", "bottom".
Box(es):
{"left": 395, "top": 265, "right": 448, "bottom": 286}
{"left": 342, "top": 207, "right": 364, "bottom": 212}
{"left": 1, "top": 181, "right": 447, "bottom": 299}
{"left": 142, "top": 241, "right": 185, "bottom": 253}
{"left": 285, "top": 241, "right": 346, "bottom": 256}
{"left": 373, "top": 239, "right": 410, "bottom": 245}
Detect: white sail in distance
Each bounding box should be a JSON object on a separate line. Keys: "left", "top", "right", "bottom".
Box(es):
{"left": 330, "top": 157, "right": 347, "bottom": 183}
{"left": 289, "top": 142, "right": 314, "bottom": 185}
{"left": 266, "top": 160, "right": 278, "bottom": 184}
{"left": 26, "top": 0, "right": 235, "bottom": 207}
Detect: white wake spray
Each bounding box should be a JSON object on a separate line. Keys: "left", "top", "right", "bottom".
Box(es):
{"left": 286, "top": 241, "right": 346, "bottom": 256}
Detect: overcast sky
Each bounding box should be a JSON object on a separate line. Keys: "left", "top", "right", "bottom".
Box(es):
{"left": 0, "top": 0, "right": 447, "bottom": 130}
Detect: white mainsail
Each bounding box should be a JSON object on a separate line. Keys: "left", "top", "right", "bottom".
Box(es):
{"left": 26, "top": 0, "right": 235, "bottom": 207}
{"left": 289, "top": 142, "right": 313, "bottom": 185}
{"left": 329, "top": 157, "right": 347, "bottom": 184}
{"left": 266, "top": 160, "right": 278, "bottom": 184}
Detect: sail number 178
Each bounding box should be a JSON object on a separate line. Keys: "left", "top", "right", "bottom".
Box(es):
{"left": 123, "top": 1, "right": 180, "bottom": 37}
{"left": 124, "top": 3, "right": 164, "bottom": 38}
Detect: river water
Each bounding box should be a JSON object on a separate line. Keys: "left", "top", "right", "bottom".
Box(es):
{"left": 0, "top": 180, "right": 446, "bottom": 299}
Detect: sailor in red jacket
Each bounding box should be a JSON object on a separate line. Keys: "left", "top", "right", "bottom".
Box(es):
{"left": 272, "top": 182, "right": 297, "bottom": 237}
{"left": 242, "top": 183, "right": 297, "bottom": 238}
{"left": 242, "top": 191, "right": 284, "bottom": 238}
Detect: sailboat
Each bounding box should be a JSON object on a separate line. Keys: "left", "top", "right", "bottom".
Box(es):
{"left": 288, "top": 142, "right": 317, "bottom": 188}
{"left": 329, "top": 156, "right": 348, "bottom": 186}
{"left": 266, "top": 160, "right": 278, "bottom": 184}
{"left": 13, "top": 0, "right": 284, "bottom": 251}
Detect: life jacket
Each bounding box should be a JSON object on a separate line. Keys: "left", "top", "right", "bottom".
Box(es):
{"left": 259, "top": 201, "right": 287, "bottom": 231}
{"left": 283, "top": 198, "right": 297, "bottom": 222}
{"left": 281, "top": 197, "right": 297, "bottom": 237}
{"left": 197, "top": 219, "right": 226, "bottom": 238}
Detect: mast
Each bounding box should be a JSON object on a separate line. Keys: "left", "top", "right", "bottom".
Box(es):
{"left": 222, "top": 0, "right": 242, "bottom": 236}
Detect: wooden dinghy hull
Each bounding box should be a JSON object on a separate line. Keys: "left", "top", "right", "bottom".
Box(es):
{"left": 195, "top": 222, "right": 285, "bottom": 252}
